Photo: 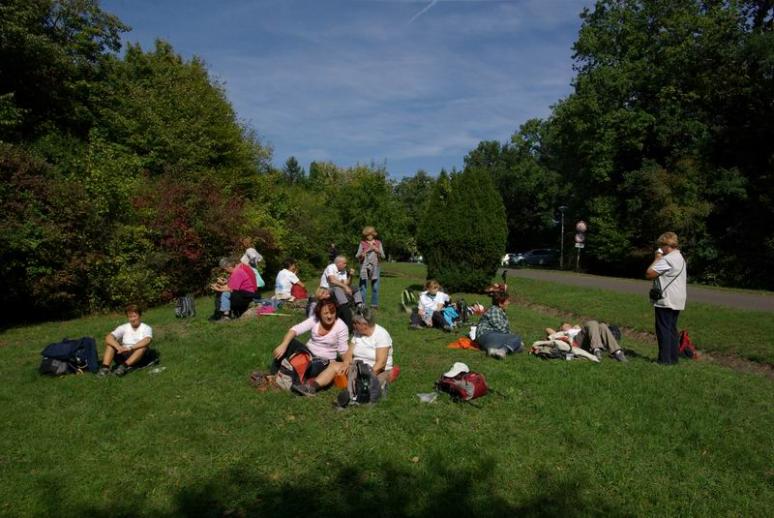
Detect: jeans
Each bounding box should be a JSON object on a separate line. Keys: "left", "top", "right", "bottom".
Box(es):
{"left": 219, "top": 292, "right": 231, "bottom": 313}
{"left": 476, "top": 332, "right": 523, "bottom": 354}
{"left": 655, "top": 307, "right": 680, "bottom": 364}
{"left": 359, "top": 276, "right": 381, "bottom": 306}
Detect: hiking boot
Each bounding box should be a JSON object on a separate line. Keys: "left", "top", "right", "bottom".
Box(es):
{"left": 592, "top": 348, "right": 603, "bottom": 360}
{"left": 97, "top": 366, "right": 111, "bottom": 377}
{"left": 113, "top": 363, "right": 132, "bottom": 377}
{"left": 291, "top": 383, "right": 317, "bottom": 397}
{"left": 613, "top": 350, "right": 628, "bottom": 362}
{"left": 488, "top": 348, "right": 507, "bottom": 360}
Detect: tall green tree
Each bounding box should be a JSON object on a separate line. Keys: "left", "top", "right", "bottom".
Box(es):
{"left": 282, "top": 156, "right": 305, "bottom": 184}
{"left": 418, "top": 168, "right": 507, "bottom": 292}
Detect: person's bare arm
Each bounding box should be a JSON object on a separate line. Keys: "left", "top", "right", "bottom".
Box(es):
{"left": 273, "top": 328, "right": 297, "bottom": 359}
{"left": 372, "top": 347, "right": 388, "bottom": 375}
{"left": 646, "top": 251, "right": 664, "bottom": 280}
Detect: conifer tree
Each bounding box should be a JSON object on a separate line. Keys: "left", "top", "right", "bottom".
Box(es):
{"left": 417, "top": 168, "right": 507, "bottom": 292}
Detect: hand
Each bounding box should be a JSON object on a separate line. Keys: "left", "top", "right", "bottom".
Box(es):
{"left": 334, "top": 362, "right": 348, "bottom": 375}
{"left": 344, "top": 286, "right": 352, "bottom": 296}
{"left": 273, "top": 344, "right": 287, "bottom": 360}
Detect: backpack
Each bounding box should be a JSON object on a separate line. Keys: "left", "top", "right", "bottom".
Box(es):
{"left": 274, "top": 349, "right": 313, "bottom": 391}
{"left": 679, "top": 330, "right": 700, "bottom": 360}
{"left": 435, "top": 371, "right": 488, "bottom": 402}
{"left": 39, "top": 337, "right": 99, "bottom": 375}
{"left": 175, "top": 295, "right": 196, "bottom": 318}
{"left": 337, "top": 360, "right": 383, "bottom": 407}
{"left": 401, "top": 289, "right": 417, "bottom": 313}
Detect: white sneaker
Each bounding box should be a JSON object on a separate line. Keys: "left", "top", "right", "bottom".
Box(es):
{"left": 488, "top": 348, "right": 507, "bottom": 359}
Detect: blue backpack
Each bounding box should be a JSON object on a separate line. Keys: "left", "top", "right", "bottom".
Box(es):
{"left": 39, "top": 337, "right": 99, "bottom": 375}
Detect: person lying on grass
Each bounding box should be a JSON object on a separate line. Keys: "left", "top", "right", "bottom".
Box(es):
{"left": 272, "top": 299, "right": 348, "bottom": 397}
{"left": 409, "top": 279, "right": 452, "bottom": 331}
{"left": 97, "top": 305, "right": 152, "bottom": 377}
{"left": 475, "top": 289, "right": 523, "bottom": 359}
{"left": 545, "top": 321, "right": 628, "bottom": 362}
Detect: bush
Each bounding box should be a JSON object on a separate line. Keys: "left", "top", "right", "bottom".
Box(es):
{"left": 417, "top": 168, "right": 507, "bottom": 292}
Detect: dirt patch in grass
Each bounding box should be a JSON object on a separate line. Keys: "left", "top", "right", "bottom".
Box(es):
{"left": 511, "top": 295, "right": 774, "bottom": 380}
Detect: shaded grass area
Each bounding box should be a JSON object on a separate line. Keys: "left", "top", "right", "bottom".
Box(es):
{"left": 0, "top": 263, "right": 771, "bottom": 516}
{"left": 505, "top": 275, "right": 774, "bottom": 364}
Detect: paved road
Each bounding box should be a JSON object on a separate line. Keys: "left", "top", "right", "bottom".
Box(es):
{"left": 502, "top": 268, "right": 774, "bottom": 313}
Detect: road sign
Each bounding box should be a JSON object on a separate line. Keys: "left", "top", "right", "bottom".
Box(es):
{"left": 575, "top": 242, "right": 585, "bottom": 248}
{"left": 574, "top": 233, "right": 586, "bottom": 243}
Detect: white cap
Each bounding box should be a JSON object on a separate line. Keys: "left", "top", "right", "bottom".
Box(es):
{"left": 443, "top": 362, "right": 469, "bottom": 378}
{"left": 241, "top": 248, "right": 263, "bottom": 265}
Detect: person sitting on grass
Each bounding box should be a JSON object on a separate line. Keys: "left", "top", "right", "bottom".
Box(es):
{"left": 274, "top": 258, "right": 305, "bottom": 302}
{"left": 320, "top": 255, "right": 360, "bottom": 330}
{"left": 475, "top": 289, "right": 523, "bottom": 359}
{"left": 98, "top": 305, "right": 152, "bottom": 377}
{"left": 346, "top": 307, "right": 398, "bottom": 386}
{"left": 546, "top": 321, "right": 628, "bottom": 362}
{"left": 272, "top": 299, "right": 349, "bottom": 397}
{"left": 210, "top": 256, "right": 257, "bottom": 320}
{"left": 409, "top": 279, "right": 451, "bottom": 331}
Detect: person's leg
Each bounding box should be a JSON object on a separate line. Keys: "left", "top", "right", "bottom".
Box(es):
{"left": 370, "top": 276, "right": 380, "bottom": 307}
{"left": 220, "top": 292, "right": 231, "bottom": 313}
{"left": 654, "top": 308, "right": 673, "bottom": 364}
{"left": 584, "top": 320, "right": 603, "bottom": 350}
{"left": 476, "top": 332, "right": 508, "bottom": 355}
{"left": 598, "top": 323, "right": 621, "bottom": 353}
{"left": 337, "top": 304, "right": 353, "bottom": 331}
{"left": 123, "top": 347, "right": 147, "bottom": 367}
{"left": 101, "top": 343, "right": 116, "bottom": 368}
{"left": 358, "top": 278, "right": 367, "bottom": 307}
{"left": 271, "top": 338, "right": 308, "bottom": 373}
{"left": 502, "top": 334, "right": 523, "bottom": 353}
{"left": 668, "top": 310, "right": 681, "bottom": 364}
{"left": 409, "top": 309, "right": 422, "bottom": 328}
{"left": 431, "top": 311, "right": 448, "bottom": 330}
{"left": 230, "top": 290, "right": 251, "bottom": 317}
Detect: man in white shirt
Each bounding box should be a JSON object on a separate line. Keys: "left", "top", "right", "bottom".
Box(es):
{"left": 98, "top": 305, "right": 153, "bottom": 376}
{"left": 320, "top": 255, "right": 358, "bottom": 329}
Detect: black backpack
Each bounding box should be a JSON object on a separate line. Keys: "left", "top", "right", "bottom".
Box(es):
{"left": 337, "top": 360, "right": 383, "bottom": 408}
{"left": 175, "top": 295, "right": 196, "bottom": 318}
{"left": 39, "top": 337, "right": 99, "bottom": 375}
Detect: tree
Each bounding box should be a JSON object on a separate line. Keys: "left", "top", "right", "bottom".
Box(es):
{"left": 417, "top": 168, "right": 507, "bottom": 292}
{"left": 282, "top": 156, "right": 305, "bottom": 184}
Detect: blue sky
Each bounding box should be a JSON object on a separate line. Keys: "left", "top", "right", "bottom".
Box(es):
{"left": 102, "top": 0, "right": 593, "bottom": 178}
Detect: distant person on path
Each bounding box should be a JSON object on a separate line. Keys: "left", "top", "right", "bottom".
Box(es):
{"left": 98, "top": 305, "right": 152, "bottom": 377}
{"left": 475, "top": 289, "right": 522, "bottom": 359}
{"left": 356, "top": 226, "right": 385, "bottom": 308}
{"left": 646, "top": 232, "right": 687, "bottom": 365}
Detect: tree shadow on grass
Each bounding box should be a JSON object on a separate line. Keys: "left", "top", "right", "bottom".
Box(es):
{"left": 80, "top": 454, "right": 631, "bottom": 517}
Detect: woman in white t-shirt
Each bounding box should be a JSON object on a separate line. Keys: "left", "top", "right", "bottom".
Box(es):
{"left": 274, "top": 258, "right": 305, "bottom": 301}
{"left": 646, "top": 231, "right": 687, "bottom": 365}
{"left": 97, "top": 304, "right": 153, "bottom": 377}
{"left": 344, "top": 308, "right": 398, "bottom": 384}
{"left": 409, "top": 279, "right": 451, "bottom": 331}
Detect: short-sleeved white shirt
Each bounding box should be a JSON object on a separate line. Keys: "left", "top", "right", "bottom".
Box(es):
{"left": 320, "top": 263, "right": 346, "bottom": 289}
{"left": 418, "top": 290, "right": 449, "bottom": 316}
{"left": 275, "top": 268, "right": 300, "bottom": 297}
{"left": 651, "top": 250, "right": 687, "bottom": 310}
{"left": 111, "top": 322, "right": 153, "bottom": 347}
{"left": 352, "top": 324, "right": 393, "bottom": 370}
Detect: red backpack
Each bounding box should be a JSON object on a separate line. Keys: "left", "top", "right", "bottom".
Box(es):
{"left": 435, "top": 371, "right": 489, "bottom": 402}
{"left": 679, "top": 330, "right": 700, "bottom": 360}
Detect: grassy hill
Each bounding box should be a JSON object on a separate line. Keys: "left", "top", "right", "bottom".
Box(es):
{"left": 0, "top": 263, "right": 771, "bottom": 516}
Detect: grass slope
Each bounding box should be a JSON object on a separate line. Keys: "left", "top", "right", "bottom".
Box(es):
{"left": 502, "top": 275, "right": 774, "bottom": 364}
{"left": 0, "top": 263, "right": 771, "bottom": 516}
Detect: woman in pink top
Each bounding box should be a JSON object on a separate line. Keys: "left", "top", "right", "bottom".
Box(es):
{"left": 272, "top": 299, "right": 349, "bottom": 396}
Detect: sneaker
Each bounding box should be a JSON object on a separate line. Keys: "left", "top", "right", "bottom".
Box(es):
{"left": 488, "top": 348, "right": 507, "bottom": 360}
{"left": 613, "top": 350, "right": 628, "bottom": 362}
{"left": 113, "top": 363, "right": 132, "bottom": 377}
{"left": 409, "top": 323, "right": 421, "bottom": 330}
{"left": 97, "top": 366, "right": 111, "bottom": 377}
{"left": 592, "top": 348, "right": 603, "bottom": 360}
{"left": 291, "top": 383, "right": 317, "bottom": 397}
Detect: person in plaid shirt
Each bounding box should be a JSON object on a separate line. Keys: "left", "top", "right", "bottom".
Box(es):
{"left": 475, "top": 289, "right": 523, "bottom": 359}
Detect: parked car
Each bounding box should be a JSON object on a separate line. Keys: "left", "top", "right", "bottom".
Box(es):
{"left": 512, "top": 249, "right": 559, "bottom": 267}
{"left": 501, "top": 253, "right": 521, "bottom": 266}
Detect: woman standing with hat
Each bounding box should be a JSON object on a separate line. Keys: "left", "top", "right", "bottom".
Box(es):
{"left": 356, "top": 226, "right": 385, "bottom": 309}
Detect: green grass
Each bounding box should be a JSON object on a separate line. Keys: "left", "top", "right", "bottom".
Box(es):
{"left": 505, "top": 275, "right": 774, "bottom": 364}
{"left": 0, "top": 263, "right": 772, "bottom": 516}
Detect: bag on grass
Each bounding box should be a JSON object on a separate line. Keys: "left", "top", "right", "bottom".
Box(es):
{"left": 435, "top": 371, "right": 488, "bottom": 402}
{"left": 679, "top": 330, "right": 700, "bottom": 360}
{"left": 175, "top": 294, "right": 196, "bottom": 318}
{"left": 290, "top": 283, "right": 308, "bottom": 300}
{"left": 337, "top": 360, "right": 383, "bottom": 408}
{"left": 274, "top": 349, "right": 313, "bottom": 391}
{"left": 39, "top": 337, "right": 99, "bottom": 375}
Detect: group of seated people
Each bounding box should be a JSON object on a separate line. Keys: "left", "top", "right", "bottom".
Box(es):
{"left": 272, "top": 300, "right": 396, "bottom": 397}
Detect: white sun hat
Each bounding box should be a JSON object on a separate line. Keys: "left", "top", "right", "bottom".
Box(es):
{"left": 443, "top": 362, "right": 470, "bottom": 378}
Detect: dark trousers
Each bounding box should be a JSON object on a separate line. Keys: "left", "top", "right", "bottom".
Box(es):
{"left": 655, "top": 307, "right": 680, "bottom": 364}
{"left": 231, "top": 290, "right": 256, "bottom": 317}
{"left": 270, "top": 338, "right": 329, "bottom": 377}
{"left": 410, "top": 309, "right": 447, "bottom": 329}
